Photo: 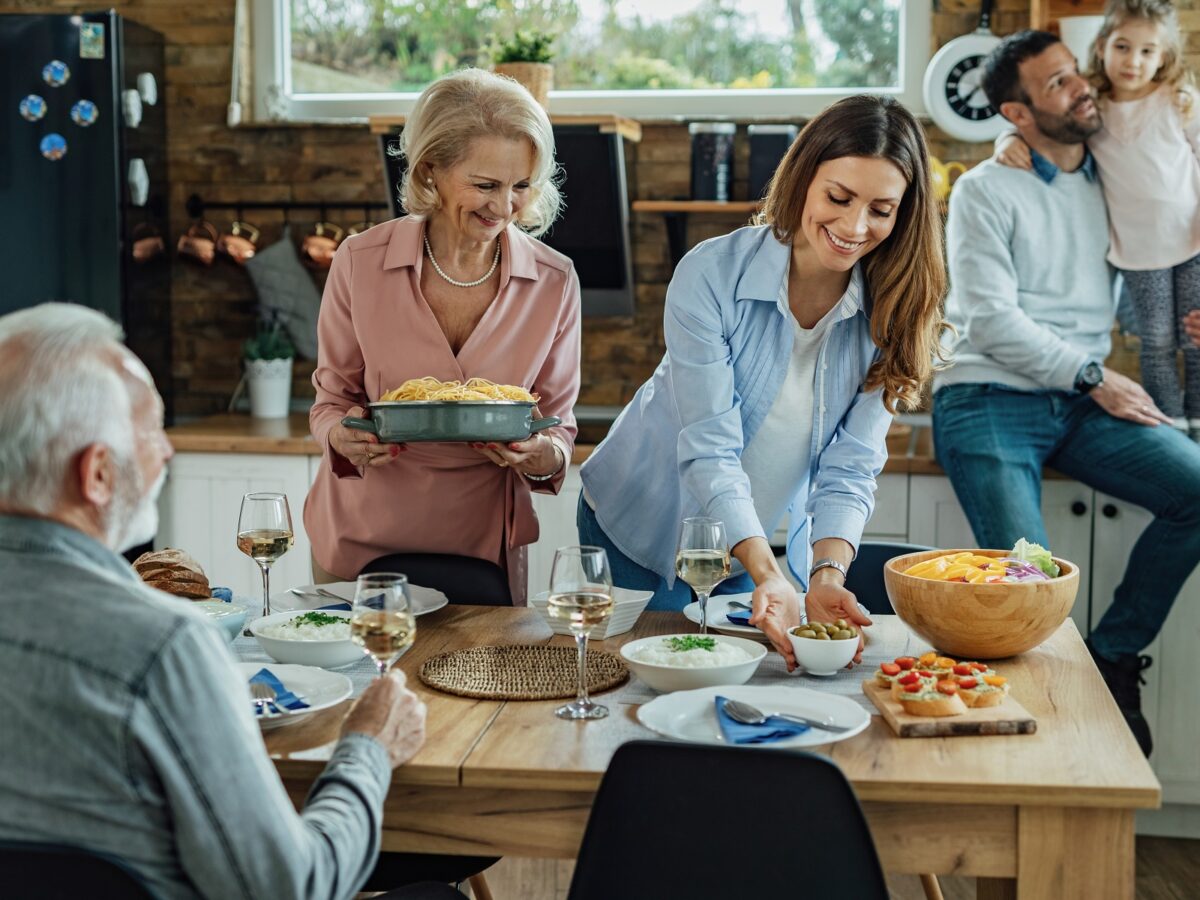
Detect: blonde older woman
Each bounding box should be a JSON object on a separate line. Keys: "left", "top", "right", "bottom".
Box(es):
{"left": 305, "top": 68, "right": 581, "bottom": 603}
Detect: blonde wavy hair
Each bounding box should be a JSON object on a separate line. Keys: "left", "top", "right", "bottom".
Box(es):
{"left": 756, "top": 95, "right": 949, "bottom": 413}
{"left": 394, "top": 68, "right": 562, "bottom": 237}
{"left": 1088, "top": 0, "right": 1194, "bottom": 116}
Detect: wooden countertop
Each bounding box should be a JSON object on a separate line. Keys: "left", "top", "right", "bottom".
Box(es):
{"left": 166, "top": 414, "right": 947, "bottom": 474}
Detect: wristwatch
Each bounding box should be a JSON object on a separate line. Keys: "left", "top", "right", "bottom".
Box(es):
{"left": 809, "top": 557, "right": 848, "bottom": 581}
{"left": 1074, "top": 360, "right": 1104, "bottom": 394}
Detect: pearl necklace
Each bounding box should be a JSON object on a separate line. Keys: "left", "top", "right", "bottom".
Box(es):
{"left": 424, "top": 233, "right": 500, "bottom": 288}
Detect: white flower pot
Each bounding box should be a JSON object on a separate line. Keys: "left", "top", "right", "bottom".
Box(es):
{"left": 246, "top": 357, "right": 293, "bottom": 418}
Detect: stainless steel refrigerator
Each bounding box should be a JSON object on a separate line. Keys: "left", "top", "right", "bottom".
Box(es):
{"left": 1, "top": 11, "right": 172, "bottom": 419}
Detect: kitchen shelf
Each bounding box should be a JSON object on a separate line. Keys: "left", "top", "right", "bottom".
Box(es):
{"left": 368, "top": 113, "right": 642, "bottom": 143}
{"left": 632, "top": 200, "right": 761, "bottom": 270}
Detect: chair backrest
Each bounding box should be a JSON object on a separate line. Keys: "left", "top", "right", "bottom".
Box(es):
{"left": 566, "top": 740, "right": 888, "bottom": 900}
{"left": 844, "top": 541, "right": 934, "bottom": 615}
{"left": 0, "top": 840, "right": 158, "bottom": 899}
{"left": 361, "top": 553, "right": 512, "bottom": 606}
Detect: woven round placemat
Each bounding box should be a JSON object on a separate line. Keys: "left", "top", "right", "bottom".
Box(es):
{"left": 418, "top": 645, "right": 629, "bottom": 700}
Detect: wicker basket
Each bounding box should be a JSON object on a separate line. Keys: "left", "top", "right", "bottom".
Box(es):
{"left": 493, "top": 62, "right": 553, "bottom": 107}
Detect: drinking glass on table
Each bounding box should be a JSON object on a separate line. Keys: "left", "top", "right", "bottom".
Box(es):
{"left": 676, "top": 517, "right": 730, "bottom": 634}
{"left": 547, "top": 546, "right": 614, "bottom": 721}
{"left": 350, "top": 573, "right": 416, "bottom": 678}
{"left": 237, "top": 492, "right": 294, "bottom": 619}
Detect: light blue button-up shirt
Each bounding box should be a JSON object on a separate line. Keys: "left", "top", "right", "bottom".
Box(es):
{"left": 581, "top": 225, "right": 892, "bottom": 586}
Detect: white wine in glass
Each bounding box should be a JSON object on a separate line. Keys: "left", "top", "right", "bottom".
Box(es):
{"left": 549, "top": 546, "right": 613, "bottom": 721}
{"left": 237, "top": 492, "right": 294, "bottom": 619}
{"left": 676, "top": 517, "right": 730, "bottom": 634}
{"left": 350, "top": 573, "right": 416, "bottom": 678}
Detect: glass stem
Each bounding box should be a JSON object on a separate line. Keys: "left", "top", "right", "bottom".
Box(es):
{"left": 575, "top": 630, "right": 590, "bottom": 708}
{"left": 376, "top": 658, "right": 388, "bottom": 679}
{"left": 259, "top": 563, "right": 272, "bottom": 618}
{"left": 699, "top": 591, "right": 709, "bottom": 634}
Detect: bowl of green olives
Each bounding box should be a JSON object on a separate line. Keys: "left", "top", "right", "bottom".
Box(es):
{"left": 786, "top": 620, "right": 859, "bottom": 676}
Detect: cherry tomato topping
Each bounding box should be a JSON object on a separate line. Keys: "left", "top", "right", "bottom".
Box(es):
{"left": 895, "top": 657, "right": 916, "bottom": 670}
{"left": 957, "top": 677, "right": 978, "bottom": 689}
{"left": 935, "top": 657, "right": 956, "bottom": 669}
{"left": 898, "top": 672, "right": 921, "bottom": 685}
{"left": 918, "top": 652, "right": 937, "bottom": 666}
{"left": 904, "top": 683, "right": 923, "bottom": 693}
{"left": 917, "top": 670, "right": 933, "bottom": 678}
{"left": 936, "top": 680, "right": 958, "bottom": 695}
{"left": 953, "top": 664, "right": 973, "bottom": 676}
{"left": 972, "top": 662, "right": 989, "bottom": 672}
{"left": 984, "top": 675, "right": 1007, "bottom": 687}
{"left": 880, "top": 662, "right": 901, "bottom": 676}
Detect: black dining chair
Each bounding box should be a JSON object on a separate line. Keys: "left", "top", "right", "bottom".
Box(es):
{"left": 361, "top": 552, "right": 512, "bottom": 606}
{"left": 565, "top": 740, "right": 889, "bottom": 900}
{"left": 844, "top": 541, "right": 934, "bottom": 615}
{"left": 0, "top": 840, "right": 158, "bottom": 899}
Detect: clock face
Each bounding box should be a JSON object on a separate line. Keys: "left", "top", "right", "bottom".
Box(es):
{"left": 945, "top": 55, "right": 997, "bottom": 121}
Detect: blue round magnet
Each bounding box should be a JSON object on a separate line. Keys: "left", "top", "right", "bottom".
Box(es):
{"left": 42, "top": 60, "right": 71, "bottom": 87}
{"left": 70, "top": 99, "right": 98, "bottom": 127}
{"left": 40, "top": 133, "right": 68, "bottom": 161}
{"left": 19, "top": 94, "right": 47, "bottom": 122}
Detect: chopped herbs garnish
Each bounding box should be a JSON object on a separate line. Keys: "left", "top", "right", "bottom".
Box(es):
{"left": 286, "top": 612, "right": 345, "bottom": 628}
{"left": 666, "top": 636, "right": 717, "bottom": 653}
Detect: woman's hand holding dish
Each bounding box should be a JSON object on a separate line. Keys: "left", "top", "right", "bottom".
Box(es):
{"left": 470, "top": 432, "right": 561, "bottom": 477}
{"left": 748, "top": 574, "right": 803, "bottom": 671}
{"left": 803, "top": 576, "right": 871, "bottom": 665}
{"left": 330, "top": 406, "right": 405, "bottom": 467}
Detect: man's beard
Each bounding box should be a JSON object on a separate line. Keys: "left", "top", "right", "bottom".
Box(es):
{"left": 105, "top": 454, "right": 166, "bottom": 554}
{"left": 1031, "top": 94, "right": 1103, "bottom": 144}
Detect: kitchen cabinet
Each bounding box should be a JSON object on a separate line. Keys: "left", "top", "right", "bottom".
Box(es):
{"left": 157, "top": 453, "right": 314, "bottom": 600}
{"left": 527, "top": 466, "right": 584, "bottom": 599}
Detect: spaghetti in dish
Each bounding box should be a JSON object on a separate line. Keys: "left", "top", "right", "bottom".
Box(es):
{"left": 379, "top": 376, "right": 538, "bottom": 403}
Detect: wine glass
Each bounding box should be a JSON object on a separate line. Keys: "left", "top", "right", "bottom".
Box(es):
{"left": 547, "top": 546, "right": 614, "bottom": 721}
{"left": 676, "top": 517, "right": 730, "bottom": 634}
{"left": 237, "top": 492, "right": 294, "bottom": 620}
{"left": 350, "top": 573, "right": 416, "bottom": 678}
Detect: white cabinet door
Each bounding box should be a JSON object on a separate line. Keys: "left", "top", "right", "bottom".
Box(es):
{"left": 1091, "top": 494, "right": 1200, "bottom": 804}
{"left": 527, "top": 466, "right": 583, "bottom": 599}
{"left": 158, "top": 453, "right": 313, "bottom": 600}
{"left": 908, "top": 476, "right": 1093, "bottom": 637}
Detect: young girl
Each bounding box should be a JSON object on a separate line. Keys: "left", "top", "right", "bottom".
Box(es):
{"left": 996, "top": 0, "right": 1200, "bottom": 440}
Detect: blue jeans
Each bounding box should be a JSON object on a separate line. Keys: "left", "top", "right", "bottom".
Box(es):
{"left": 933, "top": 383, "right": 1200, "bottom": 658}
{"left": 576, "top": 494, "right": 756, "bottom": 611}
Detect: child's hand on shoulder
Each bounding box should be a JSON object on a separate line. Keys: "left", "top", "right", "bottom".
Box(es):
{"left": 994, "top": 134, "right": 1033, "bottom": 170}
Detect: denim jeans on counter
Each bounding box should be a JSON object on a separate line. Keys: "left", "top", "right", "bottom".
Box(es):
{"left": 932, "top": 383, "right": 1200, "bottom": 658}
{"left": 576, "top": 494, "right": 755, "bottom": 611}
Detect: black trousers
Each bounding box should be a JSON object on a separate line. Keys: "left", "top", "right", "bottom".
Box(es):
{"left": 363, "top": 852, "right": 498, "bottom": 892}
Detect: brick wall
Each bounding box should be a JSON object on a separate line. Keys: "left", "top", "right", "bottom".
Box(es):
{"left": 2, "top": 0, "right": 1176, "bottom": 416}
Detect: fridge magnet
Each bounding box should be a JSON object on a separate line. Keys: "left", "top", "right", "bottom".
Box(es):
{"left": 79, "top": 22, "right": 106, "bottom": 59}
{"left": 70, "top": 99, "right": 98, "bottom": 127}
{"left": 19, "top": 94, "right": 47, "bottom": 122}
{"left": 39, "top": 133, "right": 68, "bottom": 161}
{"left": 42, "top": 60, "right": 70, "bottom": 87}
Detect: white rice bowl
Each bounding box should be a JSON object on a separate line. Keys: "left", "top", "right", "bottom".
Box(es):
{"left": 620, "top": 633, "right": 766, "bottom": 693}
{"left": 250, "top": 610, "right": 365, "bottom": 669}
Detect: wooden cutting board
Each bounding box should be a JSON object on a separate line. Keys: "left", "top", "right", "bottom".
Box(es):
{"left": 862, "top": 681, "right": 1037, "bottom": 738}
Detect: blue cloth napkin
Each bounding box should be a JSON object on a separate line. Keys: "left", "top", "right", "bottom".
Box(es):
{"left": 715, "top": 696, "right": 810, "bottom": 744}
{"left": 318, "top": 601, "right": 352, "bottom": 611}
{"left": 210, "top": 586, "right": 233, "bottom": 602}
{"left": 726, "top": 608, "right": 753, "bottom": 626}
{"left": 250, "top": 667, "right": 310, "bottom": 716}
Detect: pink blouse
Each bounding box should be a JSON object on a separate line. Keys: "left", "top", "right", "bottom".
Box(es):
{"left": 304, "top": 216, "right": 581, "bottom": 601}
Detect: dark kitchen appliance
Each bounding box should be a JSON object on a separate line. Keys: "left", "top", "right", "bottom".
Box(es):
{"left": 748, "top": 124, "right": 798, "bottom": 201}
{"left": 0, "top": 12, "right": 172, "bottom": 419}
{"left": 379, "top": 123, "right": 635, "bottom": 316}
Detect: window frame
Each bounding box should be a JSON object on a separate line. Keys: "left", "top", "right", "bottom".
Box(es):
{"left": 253, "top": 0, "right": 931, "bottom": 122}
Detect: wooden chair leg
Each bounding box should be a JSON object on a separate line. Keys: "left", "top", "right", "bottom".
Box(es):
{"left": 467, "top": 873, "right": 495, "bottom": 900}
{"left": 919, "top": 872, "right": 946, "bottom": 900}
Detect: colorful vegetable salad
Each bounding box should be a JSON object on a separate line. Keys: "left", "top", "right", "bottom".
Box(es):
{"left": 903, "top": 539, "right": 1059, "bottom": 583}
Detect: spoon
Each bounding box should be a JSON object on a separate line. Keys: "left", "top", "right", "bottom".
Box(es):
{"left": 722, "top": 698, "right": 852, "bottom": 733}
{"left": 726, "top": 600, "right": 752, "bottom": 611}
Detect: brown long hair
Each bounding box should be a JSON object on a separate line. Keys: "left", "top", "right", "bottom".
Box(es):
{"left": 755, "top": 95, "right": 949, "bottom": 413}
{"left": 1088, "top": 0, "right": 1194, "bottom": 117}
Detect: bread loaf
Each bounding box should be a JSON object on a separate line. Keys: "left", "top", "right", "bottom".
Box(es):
{"left": 134, "top": 548, "right": 211, "bottom": 600}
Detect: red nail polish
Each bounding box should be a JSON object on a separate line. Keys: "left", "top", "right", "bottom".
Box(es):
{"left": 389, "top": 444, "right": 400, "bottom": 458}
{"left": 487, "top": 443, "right": 498, "bottom": 450}
{"left": 398, "top": 444, "right": 408, "bottom": 452}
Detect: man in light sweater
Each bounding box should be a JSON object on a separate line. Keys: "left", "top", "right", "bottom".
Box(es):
{"left": 934, "top": 30, "right": 1200, "bottom": 757}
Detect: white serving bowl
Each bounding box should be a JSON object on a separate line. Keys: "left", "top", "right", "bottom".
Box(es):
{"left": 786, "top": 628, "right": 858, "bottom": 676}
{"left": 529, "top": 586, "right": 654, "bottom": 640}
{"left": 193, "top": 600, "right": 248, "bottom": 643}
{"left": 619, "top": 633, "right": 766, "bottom": 693}
{"left": 249, "top": 610, "right": 365, "bottom": 669}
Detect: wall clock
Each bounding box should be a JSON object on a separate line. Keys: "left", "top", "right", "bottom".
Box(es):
{"left": 922, "top": 0, "right": 1005, "bottom": 142}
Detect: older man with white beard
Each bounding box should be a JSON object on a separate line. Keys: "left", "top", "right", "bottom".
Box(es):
{"left": 0, "top": 304, "right": 460, "bottom": 900}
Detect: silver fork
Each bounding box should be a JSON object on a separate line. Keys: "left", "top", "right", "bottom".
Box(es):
{"left": 288, "top": 587, "right": 347, "bottom": 603}
{"left": 722, "top": 698, "right": 852, "bottom": 733}
{"left": 250, "top": 682, "right": 278, "bottom": 716}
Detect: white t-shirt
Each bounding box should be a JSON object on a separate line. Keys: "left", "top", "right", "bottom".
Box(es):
{"left": 739, "top": 268, "right": 861, "bottom": 548}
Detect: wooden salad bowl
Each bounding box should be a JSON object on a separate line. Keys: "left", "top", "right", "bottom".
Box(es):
{"left": 883, "top": 548, "right": 1080, "bottom": 659}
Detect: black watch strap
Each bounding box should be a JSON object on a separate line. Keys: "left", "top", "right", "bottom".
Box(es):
{"left": 1075, "top": 361, "right": 1103, "bottom": 394}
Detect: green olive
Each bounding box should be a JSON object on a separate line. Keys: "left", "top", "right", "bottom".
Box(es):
{"left": 834, "top": 618, "right": 847, "bottom": 629}
{"left": 810, "top": 622, "right": 827, "bottom": 633}
{"left": 816, "top": 632, "right": 831, "bottom": 640}
{"left": 835, "top": 629, "right": 855, "bottom": 641}
{"left": 798, "top": 630, "right": 817, "bottom": 640}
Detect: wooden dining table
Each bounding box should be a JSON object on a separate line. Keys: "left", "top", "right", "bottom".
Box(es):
{"left": 264, "top": 606, "right": 1160, "bottom": 899}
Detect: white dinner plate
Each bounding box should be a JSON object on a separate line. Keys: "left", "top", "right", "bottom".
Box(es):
{"left": 272, "top": 581, "right": 449, "bottom": 617}
{"left": 681, "top": 593, "right": 779, "bottom": 642}
{"left": 236, "top": 661, "right": 353, "bottom": 731}
{"left": 636, "top": 684, "right": 870, "bottom": 749}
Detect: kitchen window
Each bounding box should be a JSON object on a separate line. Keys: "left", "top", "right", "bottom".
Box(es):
{"left": 251, "top": 0, "right": 930, "bottom": 121}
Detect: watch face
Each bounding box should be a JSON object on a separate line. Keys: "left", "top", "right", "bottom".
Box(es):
{"left": 945, "top": 55, "right": 997, "bottom": 121}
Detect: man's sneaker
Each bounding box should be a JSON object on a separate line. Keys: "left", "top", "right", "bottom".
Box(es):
{"left": 1087, "top": 639, "right": 1153, "bottom": 757}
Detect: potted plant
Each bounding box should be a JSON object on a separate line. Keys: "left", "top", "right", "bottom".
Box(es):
{"left": 243, "top": 311, "right": 295, "bottom": 418}
{"left": 490, "top": 29, "right": 555, "bottom": 107}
